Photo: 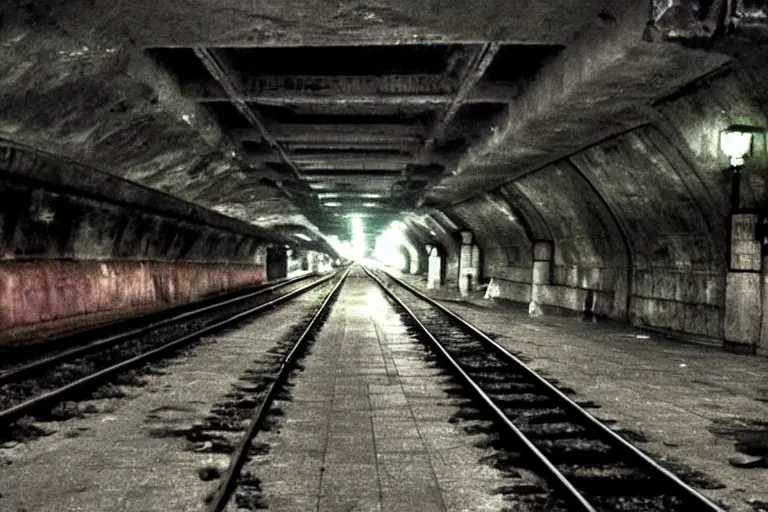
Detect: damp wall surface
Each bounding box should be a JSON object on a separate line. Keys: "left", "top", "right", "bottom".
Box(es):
{"left": 424, "top": 65, "right": 768, "bottom": 351}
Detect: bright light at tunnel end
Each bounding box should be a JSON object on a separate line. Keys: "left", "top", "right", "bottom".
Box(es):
{"left": 373, "top": 220, "right": 413, "bottom": 272}
{"left": 351, "top": 214, "right": 366, "bottom": 261}
{"left": 324, "top": 214, "right": 367, "bottom": 261}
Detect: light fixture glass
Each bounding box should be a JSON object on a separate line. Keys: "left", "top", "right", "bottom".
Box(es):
{"left": 720, "top": 127, "right": 754, "bottom": 167}
{"left": 323, "top": 202, "right": 342, "bottom": 207}
{"left": 362, "top": 202, "right": 378, "bottom": 207}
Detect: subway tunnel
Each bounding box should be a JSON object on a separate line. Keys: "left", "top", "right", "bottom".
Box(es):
{"left": 1, "top": 1, "right": 768, "bottom": 511}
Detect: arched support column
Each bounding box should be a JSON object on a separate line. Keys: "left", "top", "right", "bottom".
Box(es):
{"left": 267, "top": 245, "right": 288, "bottom": 280}
{"left": 427, "top": 245, "right": 443, "bottom": 289}
{"left": 529, "top": 241, "right": 553, "bottom": 317}
{"left": 458, "top": 230, "right": 481, "bottom": 296}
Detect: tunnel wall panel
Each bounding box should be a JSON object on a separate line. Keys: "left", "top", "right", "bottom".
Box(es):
{"left": 0, "top": 142, "right": 282, "bottom": 263}
{"left": 571, "top": 126, "right": 725, "bottom": 337}
{"left": 509, "top": 161, "right": 630, "bottom": 319}
{"left": 0, "top": 143, "right": 277, "bottom": 341}
{"left": 0, "top": 260, "right": 266, "bottom": 341}
{"left": 447, "top": 195, "right": 533, "bottom": 302}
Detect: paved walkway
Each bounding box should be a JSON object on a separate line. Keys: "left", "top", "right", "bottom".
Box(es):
{"left": 252, "top": 272, "right": 511, "bottom": 512}
{"left": 399, "top": 272, "right": 768, "bottom": 512}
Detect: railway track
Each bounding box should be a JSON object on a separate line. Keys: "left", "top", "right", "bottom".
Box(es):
{"left": 203, "top": 266, "right": 351, "bottom": 512}
{"left": 0, "top": 273, "right": 313, "bottom": 371}
{"left": 0, "top": 270, "right": 343, "bottom": 430}
{"left": 363, "top": 265, "right": 724, "bottom": 512}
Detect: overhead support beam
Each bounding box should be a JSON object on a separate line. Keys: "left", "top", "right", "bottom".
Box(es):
{"left": 303, "top": 170, "right": 402, "bottom": 179}
{"left": 183, "top": 77, "right": 516, "bottom": 105}
{"left": 240, "top": 153, "right": 412, "bottom": 171}
{"left": 290, "top": 150, "right": 416, "bottom": 163}
{"left": 301, "top": 156, "right": 449, "bottom": 170}
{"left": 423, "top": 43, "right": 502, "bottom": 151}
{"left": 192, "top": 47, "right": 304, "bottom": 182}
{"left": 284, "top": 141, "right": 421, "bottom": 152}
{"left": 231, "top": 124, "right": 426, "bottom": 143}
{"left": 248, "top": 74, "right": 454, "bottom": 96}
{"left": 318, "top": 192, "right": 388, "bottom": 198}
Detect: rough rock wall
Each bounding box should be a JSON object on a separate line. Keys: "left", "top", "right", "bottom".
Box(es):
{"left": 0, "top": 16, "right": 312, "bottom": 233}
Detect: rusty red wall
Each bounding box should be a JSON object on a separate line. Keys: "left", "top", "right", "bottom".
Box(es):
{"left": 0, "top": 260, "right": 266, "bottom": 338}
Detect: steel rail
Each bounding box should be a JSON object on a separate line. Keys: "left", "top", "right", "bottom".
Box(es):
{"left": 371, "top": 266, "right": 725, "bottom": 512}
{"left": 0, "top": 273, "right": 315, "bottom": 386}
{"left": 206, "top": 266, "right": 352, "bottom": 512}
{"left": 362, "top": 265, "right": 596, "bottom": 511}
{"left": 0, "top": 271, "right": 340, "bottom": 429}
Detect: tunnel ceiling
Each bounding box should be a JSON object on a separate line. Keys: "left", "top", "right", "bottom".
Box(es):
{"left": 0, "top": 0, "right": 762, "bottom": 244}
{"left": 145, "top": 42, "right": 561, "bottom": 235}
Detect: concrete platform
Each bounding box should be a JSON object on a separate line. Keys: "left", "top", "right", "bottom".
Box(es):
{"left": 248, "top": 273, "right": 514, "bottom": 512}
{"left": 399, "top": 273, "right": 768, "bottom": 512}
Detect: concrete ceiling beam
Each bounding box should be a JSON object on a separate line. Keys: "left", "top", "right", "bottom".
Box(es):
{"left": 183, "top": 77, "right": 516, "bottom": 105}
{"left": 425, "top": 4, "right": 733, "bottom": 206}
{"left": 423, "top": 43, "right": 502, "bottom": 151}
{"left": 290, "top": 152, "right": 416, "bottom": 166}
{"left": 285, "top": 141, "right": 420, "bottom": 152}
{"left": 192, "top": 47, "right": 305, "bottom": 182}
{"left": 231, "top": 124, "right": 426, "bottom": 144}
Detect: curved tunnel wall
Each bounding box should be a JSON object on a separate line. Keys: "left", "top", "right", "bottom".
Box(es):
{"left": 420, "top": 65, "right": 768, "bottom": 343}
{"left": 404, "top": 211, "right": 462, "bottom": 286}
{"left": 447, "top": 194, "right": 534, "bottom": 302}
{"left": 510, "top": 161, "right": 630, "bottom": 319}
{"left": 433, "top": 124, "right": 728, "bottom": 334}
{"left": 571, "top": 126, "right": 725, "bottom": 336}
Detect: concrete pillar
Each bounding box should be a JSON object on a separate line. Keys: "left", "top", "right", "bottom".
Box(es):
{"left": 725, "top": 213, "right": 762, "bottom": 352}
{"left": 408, "top": 246, "right": 420, "bottom": 275}
{"left": 266, "top": 246, "right": 288, "bottom": 280}
{"left": 760, "top": 254, "right": 768, "bottom": 355}
{"left": 471, "top": 245, "right": 481, "bottom": 274}
{"left": 458, "top": 231, "right": 480, "bottom": 297}
{"left": 529, "top": 241, "right": 553, "bottom": 317}
{"left": 427, "top": 246, "right": 442, "bottom": 290}
{"left": 253, "top": 244, "right": 267, "bottom": 266}
{"left": 308, "top": 251, "right": 319, "bottom": 273}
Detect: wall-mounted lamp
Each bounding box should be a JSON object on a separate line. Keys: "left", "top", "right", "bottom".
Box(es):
{"left": 721, "top": 127, "right": 754, "bottom": 167}
{"left": 721, "top": 125, "right": 761, "bottom": 212}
